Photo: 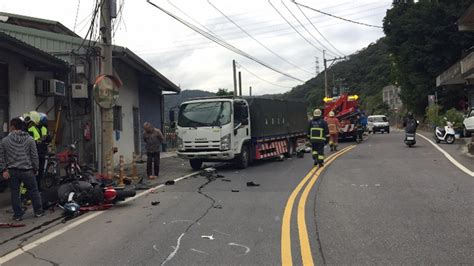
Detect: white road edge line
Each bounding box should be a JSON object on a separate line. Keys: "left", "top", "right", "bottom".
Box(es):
{"left": 0, "top": 171, "right": 201, "bottom": 264}
{"left": 417, "top": 133, "right": 474, "bottom": 177}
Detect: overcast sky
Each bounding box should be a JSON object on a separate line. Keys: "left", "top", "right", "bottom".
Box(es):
{"left": 1, "top": 0, "right": 392, "bottom": 95}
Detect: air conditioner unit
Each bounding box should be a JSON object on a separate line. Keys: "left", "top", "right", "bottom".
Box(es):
{"left": 71, "top": 83, "right": 88, "bottom": 99}
{"left": 35, "top": 79, "right": 66, "bottom": 97}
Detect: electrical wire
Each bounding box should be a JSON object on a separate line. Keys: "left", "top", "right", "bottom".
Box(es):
{"left": 280, "top": 0, "right": 339, "bottom": 57}
{"left": 206, "top": 0, "right": 313, "bottom": 75}
{"left": 146, "top": 0, "right": 305, "bottom": 83}
{"left": 268, "top": 0, "right": 324, "bottom": 54}
{"left": 73, "top": 0, "right": 82, "bottom": 32}
{"left": 137, "top": 10, "right": 387, "bottom": 56}
{"left": 236, "top": 61, "right": 293, "bottom": 89}
{"left": 75, "top": 0, "right": 101, "bottom": 52}
{"left": 294, "top": 2, "right": 345, "bottom": 57}
{"left": 293, "top": 0, "right": 383, "bottom": 29}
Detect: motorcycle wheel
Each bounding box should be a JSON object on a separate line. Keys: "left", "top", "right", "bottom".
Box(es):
{"left": 446, "top": 135, "right": 455, "bottom": 144}
{"left": 114, "top": 190, "right": 137, "bottom": 202}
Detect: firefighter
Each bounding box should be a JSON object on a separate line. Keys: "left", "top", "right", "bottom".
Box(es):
{"left": 24, "top": 111, "right": 49, "bottom": 190}
{"left": 326, "top": 111, "right": 341, "bottom": 152}
{"left": 308, "top": 109, "right": 329, "bottom": 166}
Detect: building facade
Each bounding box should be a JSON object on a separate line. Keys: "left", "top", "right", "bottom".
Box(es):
{"left": 0, "top": 12, "right": 180, "bottom": 168}
{"left": 382, "top": 85, "right": 402, "bottom": 111}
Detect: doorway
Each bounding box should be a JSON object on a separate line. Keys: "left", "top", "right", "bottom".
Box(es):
{"left": 0, "top": 63, "right": 8, "bottom": 138}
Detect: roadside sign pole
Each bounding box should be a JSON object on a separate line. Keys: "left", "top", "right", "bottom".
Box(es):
{"left": 233, "top": 60, "right": 237, "bottom": 96}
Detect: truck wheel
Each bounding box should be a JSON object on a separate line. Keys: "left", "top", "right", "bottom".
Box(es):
{"left": 285, "top": 140, "right": 295, "bottom": 158}
{"left": 189, "top": 159, "right": 203, "bottom": 170}
{"left": 236, "top": 145, "right": 250, "bottom": 169}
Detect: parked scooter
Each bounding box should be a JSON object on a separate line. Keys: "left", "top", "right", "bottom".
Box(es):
{"left": 434, "top": 119, "right": 456, "bottom": 144}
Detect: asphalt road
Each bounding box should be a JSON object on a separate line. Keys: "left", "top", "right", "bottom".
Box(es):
{"left": 1, "top": 131, "right": 474, "bottom": 265}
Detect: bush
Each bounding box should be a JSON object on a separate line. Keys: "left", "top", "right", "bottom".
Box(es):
{"left": 444, "top": 108, "right": 464, "bottom": 129}
{"left": 426, "top": 104, "right": 442, "bottom": 127}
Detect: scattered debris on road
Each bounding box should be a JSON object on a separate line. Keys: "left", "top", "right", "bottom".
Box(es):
{"left": 216, "top": 174, "right": 225, "bottom": 178}
{"left": 222, "top": 179, "right": 232, "bottom": 182}
{"left": 201, "top": 235, "right": 215, "bottom": 240}
{"left": 246, "top": 181, "right": 260, "bottom": 187}
{"left": 151, "top": 201, "right": 160, "bottom": 206}
{"left": 231, "top": 190, "right": 240, "bottom": 192}
{"left": 213, "top": 204, "right": 223, "bottom": 209}
{"left": 190, "top": 248, "right": 209, "bottom": 255}
{"left": 0, "top": 223, "right": 26, "bottom": 228}
{"left": 165, "top": 180, "right": 175, "bottom": 186}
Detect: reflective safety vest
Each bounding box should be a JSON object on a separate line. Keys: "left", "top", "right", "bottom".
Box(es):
{"left": 308, "top": 118, "right": 329, "bottom": 143}
{"left": 28, "top": 126, "right": 41, "bottom": 141}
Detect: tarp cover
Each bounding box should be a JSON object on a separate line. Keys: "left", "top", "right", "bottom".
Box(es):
{"left": 245, "top": 97, "right": 308, "bottom": 139}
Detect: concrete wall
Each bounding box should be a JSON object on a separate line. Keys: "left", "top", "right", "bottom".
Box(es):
{"left": 113, "top": 61, "right": 140, "bottom": 164}
{"left": 138, "top": 84, "right": 163, "bottom": 154}
{"left": 0, "top": 50, "right": 58, "bottom": 120}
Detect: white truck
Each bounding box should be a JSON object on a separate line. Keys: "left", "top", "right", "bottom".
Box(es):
{"left": 175, "top": 96, "right": 308, "bottom": 170}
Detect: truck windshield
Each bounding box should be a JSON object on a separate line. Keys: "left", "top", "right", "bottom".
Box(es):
{"left": 178, "top": 101, "right": 231, "bottom": 127}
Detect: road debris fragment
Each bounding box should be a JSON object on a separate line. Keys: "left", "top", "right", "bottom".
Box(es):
{"left": 151, "top": 201, "right": 161, "bottom": 206}
{"left": 246, "top": 181, "right": 260, "bottom": 187}
{"left": 201, "top": 235, "right": 215, "bottom": 240}
{"left": 165, "top": 180, "right": 175, "bottom": 186}
{"left": 231, "top": 190, "right": 240, "bottom": 192}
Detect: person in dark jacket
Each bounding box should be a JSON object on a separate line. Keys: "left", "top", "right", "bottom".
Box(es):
{"left": 403, "top": 112, "right": 418, "bottom": 134}
{"left": 308, "top": 109, "right": 329, "bottom": 166}
{"left": 143, "top": 122, "right": 164, "bottom": 181}
{"left": 0, "top": 118, "right": 43, "bottom": 221}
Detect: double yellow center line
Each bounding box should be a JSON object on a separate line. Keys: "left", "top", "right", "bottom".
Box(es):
{"left": 281, "top": 145, "right": 356, "bottom": 266}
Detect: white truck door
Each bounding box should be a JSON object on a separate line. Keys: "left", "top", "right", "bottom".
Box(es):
{"left": 233, "top": 101, "right": 250, "bottom": 153}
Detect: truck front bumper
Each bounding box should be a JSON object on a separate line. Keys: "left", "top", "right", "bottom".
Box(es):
{"left": 177, "top": 150, "right": 235, "bottom": 161}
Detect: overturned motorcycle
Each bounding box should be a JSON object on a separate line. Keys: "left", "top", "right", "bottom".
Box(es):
{"left": 42, "top": 179, "right": 136, "bottom": 217}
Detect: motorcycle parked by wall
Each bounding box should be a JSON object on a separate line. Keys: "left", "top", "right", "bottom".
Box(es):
{"left": 434, "top": 120, "right": 456, "bottom": 144}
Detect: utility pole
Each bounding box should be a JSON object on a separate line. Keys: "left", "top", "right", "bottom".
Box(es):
{"left": 315, "top": 56, "right": 320, "bottom": 77}
{"left": 100, "top": 0, "right": 114, "bottom": 173}
{"left": 238, "top": 71, "right": 242, "bottom": 97}
{"left": 323, "top": 50, "right": 328, "bottom": 97}
{"left": 232, "top": 60, "right": 237, "bottom": 96}
{"left": 249, "top": 86, "right": 252, "bottom": 96}
{"left": 324, "top": 50, "right": 347, "bottom": 98}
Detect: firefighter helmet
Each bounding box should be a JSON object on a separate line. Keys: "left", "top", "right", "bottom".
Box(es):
{"left": 329, "top": 111, "right": 335, "bottom": 117}
{"left": 313, "top": 109, "right": 322, "bottom": 117}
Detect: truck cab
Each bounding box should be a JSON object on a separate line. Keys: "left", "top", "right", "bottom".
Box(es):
{"left": 176, "top": 97, "right": 251, "bottom": 170}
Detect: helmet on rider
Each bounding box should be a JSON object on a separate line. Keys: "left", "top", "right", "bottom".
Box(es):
{"left": 329, "top": 111, "right": 335, "bottom": 117}
{"left": 313, "top": 109, "right": 322, "bottom": 118}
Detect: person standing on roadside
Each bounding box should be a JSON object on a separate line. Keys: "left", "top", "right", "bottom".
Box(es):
{"left": 0, "top": 118, "right": 43, "bottom": 221}
{"left": 143, "top": 122, "right": 164, "bottom": 181}
{"left": 326, "top": 111, "right": 341, "bottom": 151}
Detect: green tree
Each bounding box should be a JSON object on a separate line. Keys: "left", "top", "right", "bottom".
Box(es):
{"left": 216, "top": 88, "right": 234, "bottom": 96}
{"left": 384, "top": 0, "right": 474, "bottom": 114}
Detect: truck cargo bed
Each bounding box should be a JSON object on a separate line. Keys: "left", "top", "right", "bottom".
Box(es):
{"left": 245, "top": 97, "right": 308, "bottom": 140}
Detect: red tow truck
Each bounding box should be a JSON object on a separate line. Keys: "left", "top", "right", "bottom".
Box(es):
{"left": 323, "top": 94, "right": 360, "bottom": 139}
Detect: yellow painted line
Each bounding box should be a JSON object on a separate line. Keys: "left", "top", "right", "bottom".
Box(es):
{"left": 297, "top": 145, "right": 356, "bottom": 266}
{"left": 281, "top": 146, "right": 352, "bottom": 266}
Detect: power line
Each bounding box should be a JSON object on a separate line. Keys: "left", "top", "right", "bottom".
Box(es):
{"left": 137, "top": 10, "right": 387, "bottom": 56}
{"left": 146, "top": 0, "right": 305, "bottom": 83}
{"left": 75, "top": 0, "right": 101, "bottom": 52}
{"left": 280, "top": 0, "right": 339, "bottom": 57}
{"left": 73, "top": 0, "right": 81, "bottom": 32}
{"left": 293, "top": 0, "right": 384, "bottom": 29}
{"left": 206, "top": 0, "right": 313, "bottom": 75}
{"left": 294, "top": 2, "right": 345, "bottom": 57}
{"left": 268, "top": 0, "right": 325, "bottom": 54}
{"left": 236, "top": 61, "right": 294, "bottom": 89}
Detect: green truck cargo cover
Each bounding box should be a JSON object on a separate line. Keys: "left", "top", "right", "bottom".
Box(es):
{"left": 245, "top": 97, "right": 308, "bottom": 140}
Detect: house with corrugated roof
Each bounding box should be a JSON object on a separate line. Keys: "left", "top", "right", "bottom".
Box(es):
{"left": 0, "top": 12, "right": 180, "bottom": 168}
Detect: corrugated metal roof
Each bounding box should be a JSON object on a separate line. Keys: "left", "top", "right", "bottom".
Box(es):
{"left": 0, "top": 12, "right": 79, "bottom": 37}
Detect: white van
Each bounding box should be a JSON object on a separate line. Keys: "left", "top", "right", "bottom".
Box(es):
{"left": 368, "top": 115, "right": 390, "bottom": 134}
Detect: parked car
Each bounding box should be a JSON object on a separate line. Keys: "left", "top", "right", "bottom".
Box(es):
{"left": 463, "top": 109, "right": 474, "bottom": 137}
{"left": 368, "top": 115, "right": 390, "bottom": 134}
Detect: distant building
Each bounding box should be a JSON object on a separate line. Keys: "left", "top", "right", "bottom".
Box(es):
{"left": 382, "top": 85, "right": 402, "bottom": 111}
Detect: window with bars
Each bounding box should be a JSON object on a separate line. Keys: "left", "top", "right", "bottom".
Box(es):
{"left": 113, "top": 105, "right": 123, "bottom": 131}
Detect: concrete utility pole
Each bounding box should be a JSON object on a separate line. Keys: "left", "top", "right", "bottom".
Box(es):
{"left": 324, "top": 50, "right": 347, "bottom": 97}
{"left": 238, "top": 71, "right": 242, "bottom": 96}
{"left": 233, "top": 60, "right": 237, "bottom": 96}
{"left": 100, "top": 0, "right": 114, "bottom": 173}
{"left": 323, "top": 50, "right": 328, "bottom": 97}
